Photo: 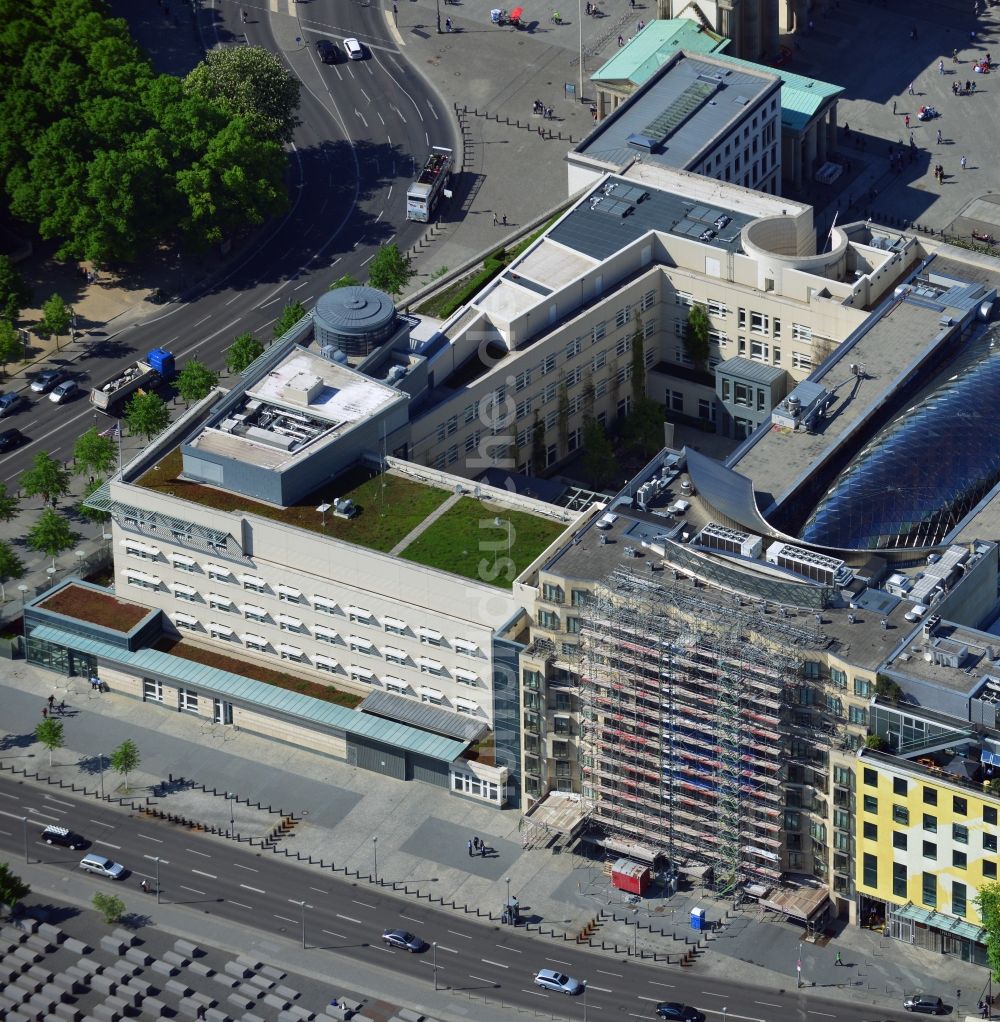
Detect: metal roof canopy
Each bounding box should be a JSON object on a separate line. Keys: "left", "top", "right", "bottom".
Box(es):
{"left": 359, "top": 689, "right": 488, "bottom": 742}
{"left": 30, "top": 624, "right": 468, "bottom": 762}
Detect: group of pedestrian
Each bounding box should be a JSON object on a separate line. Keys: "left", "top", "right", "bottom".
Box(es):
{"left": 467, "top": 835, "right": 489, "bottom": 857}
{"left": 492, "top": 212, "right": 509, "bottom": 227}
{"left": 934, "top": 163, "right": 946, "bottom": 184}
{"left": 952, "top": 79, "right": 978, "bottom": 96}
{"left": 42, "top": 694, "right": 66, "bottom": 719}
{"left": 978, "top": 1000, "right": 991, "bottom": 1020}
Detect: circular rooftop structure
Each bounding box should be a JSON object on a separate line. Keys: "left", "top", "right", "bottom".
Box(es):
{"left": 314, "top": 286, "right": 397, "bottom": 358}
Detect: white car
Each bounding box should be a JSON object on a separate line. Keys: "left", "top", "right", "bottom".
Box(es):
{"left": 79, "top": 853, "right": 125, "bottom": 880}
{"left": 48, "top": 380, "right": 79, "bottom": 404}
{"left": 344, "top": 37, "right": 364, "bottom": 60}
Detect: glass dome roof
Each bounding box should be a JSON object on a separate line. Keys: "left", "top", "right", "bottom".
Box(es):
{"left": 800, "top": 334, "right": 1000, "bottom": 550}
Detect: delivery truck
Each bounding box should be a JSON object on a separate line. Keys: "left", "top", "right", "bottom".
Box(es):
{"left": 90, "top": 347, "right": 175, "bottom": 413}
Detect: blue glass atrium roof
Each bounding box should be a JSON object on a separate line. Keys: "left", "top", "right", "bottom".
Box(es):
{"left": 800, "top": 333, "right": 1000, "bottom": 550}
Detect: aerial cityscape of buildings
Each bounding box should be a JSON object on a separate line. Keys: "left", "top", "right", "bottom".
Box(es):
{"left": 14, "top": 1, "right": 1000, "bottom": 986}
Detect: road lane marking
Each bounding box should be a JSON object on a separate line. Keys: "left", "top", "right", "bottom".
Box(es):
{"left": 322, "top": 929, "right": 347, "bottom": 939}
{"left": 309, "top": 886, "right": 328, "bottom": 894}
{"left": 447, "top": 930, "right": 471, "bottom": 939}
{"left": 400, "top": 914, "right": 424, "bottom": 924}
{"left": 597, "top": 969, "right": 622, "bottom": 977}
{"left": 524, "top": 988, "right": 548, "bottom": 997}
{"left": 352, "top": 900, "right": 376, "bottom": 909}
{"left": 240, "top": 884, "right": 265, "bottom": 894}
{"left": 142, "top": 854, "right": 167, "bottom": 863}
{"left": 589, "top": 984, "right": 613, "bottom": 993}
{"left": 43, "top": 796, "right": 73, "bottom": 808}
{"left": 191, "top": 869, "right": 217, "bottom": 879}
{"left": 495, "top": 944, "right": 521, "bottom": 953}
{"left": 469, "top": 974, "right": 498, "bottom": 985}
{"left": 96, "top": 841, "right": 121, "bottom": 850}
{"left": 704, "top": 1012, "right": 765, "bottom": 1021}
{"left": 436, "top": 945, "right": 458, "bottom": 954}
{"left": 88, "top": 819, "right": 114, "bottom": 828}
{"left": 0, "top": 792, "right": 18, "bottom": 799}
{"left": 754, "top": 1002, "right": 781, "bottom": 1008}
{"left": 545, "top": 958, "right": 572, "bottom": 966}
{"left": 179, "top": 885, "right": 205, "bottom": 896}
{"left": 138, "top": 835, "right": 164, "bottom": 843}
{"left": 293, "top": 279, "right": 310, "bottom": 290}
{"left": 702, "top": 992, "right": 729, "bottom": 998}
{"left": 185, "top": 848, "right": 211, "bottom": 858}
{"left": 229, "top": 900, "right": 252, "bottom": 910}
{"left": 273, "top": 914, "right": 297, "bottom": 924}
{"left": 648, "top": 982, "right": 675, "bottom": 989}
{"left": 639, "top": 996, "right": 663, "bottom": 1003}
{"left": 233, "top": 863, "right": 258, "bottom": 872}
{"left": 336, "top": 914, "right": 361, "bottom": 924}
{"left": 480, "top": 958, "right": 508, "bottom": 969}
{"left": 806, "top": 1013, "right": 836, "bottom": 1018}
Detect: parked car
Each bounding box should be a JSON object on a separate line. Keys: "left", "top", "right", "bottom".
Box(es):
{"left": 382, "top": 929, "right": 425, "bottom": 952}
{"left": 30, "top": 368, "right": 65, "bottom": 393}
{"left": 343, "top": 37, "right": 364, "bottom": 60}
{"left": 316, "top": 38, "right": 339, "bottom": 63}
{"left": 0, "top": 428, "right": 25, "bottom": 452}
{"left": 48, "top": 379, "right": 79, "bottom": 404}
{"left": 533, "top": 969, "right": 584, "bottom": 995}
{"left": 42, "top": 825, "right": 87, "bottom": 849}
{"left": 0, "top": 392, "right": 23, "bottom": 416}
{"left": 656, "top": 1004, "right": 706, "bottom": 1022}
{"left": 79, "top": 853, "right": 125, "bottom": 880}
{"left": 903, "top": 993, "right": 945, "bottom": 1014}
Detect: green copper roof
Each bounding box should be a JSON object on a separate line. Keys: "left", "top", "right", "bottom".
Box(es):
{"left": 591, "top": 19, "right": 727, "bottom": 86}
{"left": 592, "top": 19, "right": 842, "bottom": 133}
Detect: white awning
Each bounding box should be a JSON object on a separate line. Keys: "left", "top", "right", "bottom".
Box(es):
{"left": 383, "top": 675, "right": 407, "bottom": 690}
{"left": 277, "top": 614, "right": 303, "bottom": 628}
{"left": 418, "top": 656, "right": 443, "bottom": 672}
{"left": 314, "top": 624, "right": 339, "bottom": 640}
{"left": 454, "top": 667, "right": 479, "bottom": 684}
{"left": 239, "top": 603, "right": 266, "bottom": 616}
{"left": 171, "top": 582, "right": 196, "bottom": 596}
{"left": 123, "top": 539, "right": 160, "bottom": 556}
{"left": 209, "top": 623, "right": 234, "bottom": 636}
{"left": 207, "top": 593, "right": 233, "bottom": 606}
{"left": 454, "top": 638, "right": 478, "bottom": 654}
{"left": 123, "top": 569, "right": 159, "bottom": 586}
{"left": 171, "top": 553, "right": 197, "bottom": 567}
{"left": 313, "top": 595, "right": 337, "bottom": 611}
{"left": 314, "top": 654, "right": 339, "bottom": 669}
{"left": 277, "top": 584, "right": 301, "bottom": 598}
{"left": 205, "top": 563, "right": 230, "bottom": 576}
{"left": 455, "top": 696, "right": 479, "bottom": 712}
{"left": 347, "top": 606, "right": 372, "bottom": 619}
{"left": 278, "top": 643, "right": 304, "bottom": 657}
{"left": 383, "top": 646, "right": 407, "bottom": 660}
{"left": 350, "top": 635, "right": 374, "bottom": 650}
{"left": 419, "top": 626, "right": 443, "bottom": 641}
{"left": 383, "top": 616, "right": 407, "bottom": 630}
{"left": 241, "top": 633, "right": 267, "bottom": 646}
{"left": 351, "top": 665, "right": 374, "bottom": 679}
{"left": 173, "top": 612, "right": 198, "bottom": 626}
{"left": 239, "top": 573, "right": 265, "bottom": 587}
{"left": 420, "top": 685, "right": 444, "bottom": 700}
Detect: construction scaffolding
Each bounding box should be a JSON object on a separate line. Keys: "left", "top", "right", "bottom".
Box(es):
{"left": 578, "top": 564, "right": 825, "bottom": 894}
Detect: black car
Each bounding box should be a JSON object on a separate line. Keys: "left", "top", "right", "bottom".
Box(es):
{"left": 657, "top": 1005, "right": 706, "bottom": 1022}
{"left": 0, "top": 428, "right": 25, "bottom": 452}
{"left": 316, "top": 38, "right": 339, "bottom": 63}
{"left": 42, "top": 825, "right": 87, "bottom": 849}
{"left": 903, "top": 994, "right": 945, "bottom": 1014}
{"left": 381, "top": 929, "right": 425, "bottom": 952}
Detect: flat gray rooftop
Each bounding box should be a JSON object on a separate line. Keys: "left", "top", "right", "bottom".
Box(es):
{"left": 547, "top": 176, "right": 753, "bottom": 262}
{"left": 732, "top": 297, "right": 959, "bottom": 511}
{"left": 892, "top": 621, "right": 1000, "bottom": 693}
{"left": 574, "top": 53, "right": 777, "bottom": 174}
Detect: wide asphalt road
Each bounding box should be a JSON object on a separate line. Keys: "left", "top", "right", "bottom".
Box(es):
{"left": 0, "top": 0, "right": 455, "bottom": 483}
{"left": 0, "top": 777, "right": 915, "bottom": 1022}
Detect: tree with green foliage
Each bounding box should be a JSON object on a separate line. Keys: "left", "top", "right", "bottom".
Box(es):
{"left": 624, "top": 398, "right": 665, "bottom": 458}
{"left": 0, "top": 483, "right": 18, "bottom": 523}
{"left": 39, "top": 294, "right": 72, "bottom": 349}
{"left": 582, "top": 416, "right": 618, "bottom": 488}
{"left": 368, "top": 243, "right": 414, "bottom": 297}
{"left": 73, "top": 428, "right": 116, "bottom": 478}
{"left": 0, "top": 863, "right": 30, "bottom": 918}
{"left": 0, "top": 257, "right": 31, "bottom": 321}
{"left": 34, "top": 718, "right": 64, "bottom": 767}
{"left": 175, "top": 358, "right": 218, "bottom": 404}
{"left": 272, "top": 301, "right": 306, "bottom": 339}
{"left": 92, "top": 892, "right": 126, "bottom": 925}
{"left": 184, "top": 46, "right": 301, "bottom": 143}
{"left": 26, "top": 508, "right": 76, "bottom": 563}
{"left": 630, "top": 313, "right": 646, "bottom": 403}
{"left": 684, "top": 304, "right": 711, "bottom": 370}
{"left": 329, "top": 274, "right": 361, "bottom": 290}
{"left": 975, "top": 882, "right": 1000, "bottom": 982}
{"left": 0, "top": 540, "right": 25, "bottom": 592}
{"left": 0, "top": 319, "right": 22, "bottom": 375}
{"left": 124, "top": 391, "right": 170, "bottom": 441}
{"left": 20, "top": 451, "right": 72, "bottom": 506}
{"left": 227, "top": 331, "right": 265, "bottom": 374}
{"left": 77, "top": 478, "right": 110, "bottom": 526}
{"left": 530, "top": 411, "right": 546, "bottom": 475}
{"left": 109, "top": 739, "right": 141, "bottom": 792}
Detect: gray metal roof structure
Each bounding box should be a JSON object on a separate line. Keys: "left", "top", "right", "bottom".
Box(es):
{"left": 547, "top": 177, "right": 752, "bottom": 262}
{"left": 717, "top": 356, "right": 786, "bottom": 385}
{"left": 574, "top": 53, "right": 778, "bottom": 174}
{"left": 360, "top": 689, "right": 489, "bottom": 742}
{"left": 31, "top": 624, "right": 468, "bottom": 762}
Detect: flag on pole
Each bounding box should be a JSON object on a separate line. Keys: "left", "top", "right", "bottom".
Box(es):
{"left": 98, "top": 422, "right": 120, "bottom": 440}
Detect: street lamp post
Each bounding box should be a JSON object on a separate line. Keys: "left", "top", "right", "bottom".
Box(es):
{"left": 227, "top": 792, "right": 235, "bottom": 836}
{"left": 22, "top": 816, "right": 28, "bottom": 863}
{"left": 577, "top": 0, "right": 584, "bottom": 100}
{"left": 432, "top": 940, "right": 438, "bottom": 990}
{"left": 290, "top": 899, "right": 308, "bottom": 948}
{"left": 583, "top": 982, "right": 588, "bottom": 1022}
{"left": 797, "top": 941, "right": 802, "bottom": 989}
{"left": 98, "top": 753, "right": 105, "bottom": 799}
{"left": 435, "top": 0, "right": 441, "bottom": 33}
{"left": 506, "top": 876, "right": 511, "bottom": 917}
{"left": 372, "top": 836, "right": 378, "bottom": 883}
{"left": 154, "top": 856, "right": 160, "bottom": 904}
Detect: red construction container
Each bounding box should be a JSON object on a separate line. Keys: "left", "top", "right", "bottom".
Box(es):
{"left": 611, "top": 858, "right": 651, "bottom": 895}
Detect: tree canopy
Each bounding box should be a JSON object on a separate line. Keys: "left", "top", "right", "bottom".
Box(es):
{"left": 226, "top": 331, "right": 264, "bottom": 374}
{"left": 176, "top": 358, "right": 219, "bottom": 404}
{"left": 26, "top": 507, "right": 77, "bottom": 560}
{"left": 124, "top": 391, "right": 170, "bottom": 440}
{"left": 368, "top": 243, "right": 413, "bottom": 297}
{"left": 73, "top": 427, "right": 116, "bottom": 478}
{"left": 20, "top": 451, "right": 71, "bottom": 506}
{"left": 0, "top": 257, "right": 31, "bottom": 321}
{"left": 0, "top": 1, "right": 290, "bottom": 263}
{"left": 272, "top": 301, "right": 306, "bottom": 339}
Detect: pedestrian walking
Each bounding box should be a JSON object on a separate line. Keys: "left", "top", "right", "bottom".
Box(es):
{"left": 58, "top": 699, "right": 66, "bottom": 715}
{"left": 972, "top": 80, "right": 977, "bottom": 93}
{"left": 908, "top": 81, "right": 915, "bottom": 95}
{"left": 961, "top": 154, "right": 968, "bottom": 170}
{"left": 473, "top": 835, "right": 480, "bottom": 850}
{"left": 937, "top": 128, "right": 943, "bottom": 143}
{"left": 904, "top": 114, "right": 910, "bottom": 128}
{"left": 909, "top": 131, "right": 914, "bottom": 145}
{"left": 41, "top": 706, "right": 48, "bottom": 719}
{"left": 480, "top": 841, "right": 486, "bottom": 857}
{"left": 502, "top": 214, "right": 508, "bottom": 226}
{"left": 47, "top": 694, "right": 55, "bottom": 711}
{"left": 467, "top": 839, "right": 473, "bottom": 856}
{"left": 938, "top": 60, "right": 944, "bottom": 74}
{"left": 835, "top": 950, "right": 843, "bottom": 966}
{"left": 492, "top": 212, "right": 498, "bottom": 226}
{"left": 445, "top": 16, "right": 452, "bottom": 30}
{"left": 617, "top": 33, "right": 624, "bottom": 46}
{"left": 966, "top": 79, "right": 972, "bottom": 93}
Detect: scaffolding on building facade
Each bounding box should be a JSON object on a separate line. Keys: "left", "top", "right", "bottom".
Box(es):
{"left": 578, "top": 564, "right": 826, "bottom": 894}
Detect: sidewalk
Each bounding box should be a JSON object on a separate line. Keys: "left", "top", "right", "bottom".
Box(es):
{"left": 2, "top": 663, "right": 995, "bottom": 1017}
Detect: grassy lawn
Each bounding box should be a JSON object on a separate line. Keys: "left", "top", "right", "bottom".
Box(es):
{"left": 136, "top": 449, "right": 450, "bottom": 552}
{"left": 39, "top": 584, "right": 151, "bottom": 632}
{"left": 399, "top": 497, "right": 568, "bottom": 586}
{"left": 155, "top": 637, "right": 363, "bottom": 708}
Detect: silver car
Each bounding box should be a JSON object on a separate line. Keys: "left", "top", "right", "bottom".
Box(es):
{"left": 533, "top": 969, "right": 584, "bottom": 995}
{"left": 0, "top": 392, "right": 23, "bottom": 416}
{"left": 79, "top": 853, "right": 125, "bottom": 880}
